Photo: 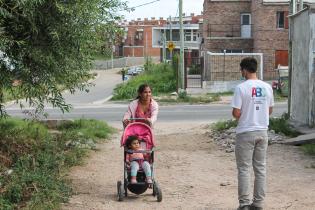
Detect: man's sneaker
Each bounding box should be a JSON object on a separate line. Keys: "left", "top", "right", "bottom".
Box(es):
{"left": 250, "top": 204, "right": 263, "bottom": 210}
{"left": 237, "top": 205, "right": 250, "bottom": 210}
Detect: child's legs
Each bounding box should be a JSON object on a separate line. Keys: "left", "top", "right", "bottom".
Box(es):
{"left": 141, "top": 161, "right": 152, "bottom": 177}
{"left": 130, "top": 161, "right": 139, "bottom": 177}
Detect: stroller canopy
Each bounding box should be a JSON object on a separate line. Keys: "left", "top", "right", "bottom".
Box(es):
{"left": 121, "top": 122, "right": 155, "bottom": 148}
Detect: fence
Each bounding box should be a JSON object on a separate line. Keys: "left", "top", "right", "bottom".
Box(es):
{"left": 204, "top": 52, "right": 263, "bottom": 81}
{"left": 93, "top": 56, "right": 160, "bottom": 70}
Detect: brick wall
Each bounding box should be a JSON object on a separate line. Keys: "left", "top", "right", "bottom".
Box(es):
{"left": 251, "top": 0, "right": 289, "bottom": 77}
{"left": 123, "top": 25, "right": 160, "bottom": 57}
{"left": 202, "top": 0, "right": 289, "bottom": 80}
{"left": 205, "top": 38, "right": 253, "bottom": 52}
{"left": 203, "top": 0, "right": 251, "bottom": 38}
{"left": 205, "top": 54, "right": 262, "bottom": 81}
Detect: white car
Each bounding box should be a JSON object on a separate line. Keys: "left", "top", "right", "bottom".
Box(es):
{"left": 127, "top": 66, "right": 144, "bottom": 75}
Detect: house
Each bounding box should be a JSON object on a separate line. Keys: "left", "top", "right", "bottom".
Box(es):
{"left": 151, "top": 13, "right": 203, "bottom": 64}
{"left": 117, "top": 14, "right": 204, "bottom": 63}
{"left": 202, "top": 0, "right": 295, "bottom": 79}
{"left": 116, "top": 18, "right": 167, "bottom": 58}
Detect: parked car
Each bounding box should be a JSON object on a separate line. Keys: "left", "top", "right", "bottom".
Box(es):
{"left": 127, "top": 66, "right": 144, "bottom": 76}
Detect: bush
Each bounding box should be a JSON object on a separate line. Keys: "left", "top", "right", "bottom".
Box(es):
{"left": 212, "top": 119, "right": 238, "bottom": 131}
{"left": 112, "top": 63, "right": 176, "bottom": 100}
{"left": 0, "top": 118, "right": 114, "bottom": 209}
{"left": 269, "top": 113, "right": 301, "bottom": 137}
{"left": 302, "top": 144, "right": 315, "bottom": 156}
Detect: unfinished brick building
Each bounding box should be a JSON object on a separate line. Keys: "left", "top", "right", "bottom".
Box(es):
{"left": 116, "top": 18, "right": 167, "bottom": 58}
{"left": 202, "top": 0, "right": 293, "bottom": 79}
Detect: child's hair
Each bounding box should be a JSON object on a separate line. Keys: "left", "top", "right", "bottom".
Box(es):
{"left": 125, "top": 135, "right": 139, "bottom": 148}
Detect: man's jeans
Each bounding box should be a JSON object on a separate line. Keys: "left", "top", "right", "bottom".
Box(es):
{"left": 235, "top": 130, "right": 268, "bottom": 208}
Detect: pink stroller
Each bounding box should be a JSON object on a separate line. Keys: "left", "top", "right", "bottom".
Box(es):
{"left": 117, "top": 121, "right": 162, "bottom": 202}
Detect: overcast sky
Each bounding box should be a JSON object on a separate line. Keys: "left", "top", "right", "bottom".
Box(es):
{"left": 120, "top": 0, "right": 204, "bottom": 20}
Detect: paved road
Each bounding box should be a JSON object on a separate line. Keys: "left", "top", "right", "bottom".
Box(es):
{"left": 7, "top": 102, "right": 288, "bottom": 124}
{"left": 5, "top": 68, "right": 288, "bottom": 123}
{"left": 61, "top": 69, "right": 122, "bottom": 105}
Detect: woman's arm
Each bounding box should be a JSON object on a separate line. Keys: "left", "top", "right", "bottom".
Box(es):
{"left": 122, "top": 100, "right": 137, "bottom": 126}
{"left": 148, "top": 100, "right": 159, "bottom": 125}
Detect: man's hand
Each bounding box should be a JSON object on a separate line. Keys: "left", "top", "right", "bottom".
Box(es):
{"left": 232, "top": 108, "right": 241, "bottom": 119}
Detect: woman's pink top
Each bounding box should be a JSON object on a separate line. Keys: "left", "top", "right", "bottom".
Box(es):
{"left": 123, "top": 99, "right": 159, "bottom": 126}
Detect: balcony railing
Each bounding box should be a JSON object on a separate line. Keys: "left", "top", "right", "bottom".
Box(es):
{"left": 208, "top": 24, "right": 253, "bottom": 38}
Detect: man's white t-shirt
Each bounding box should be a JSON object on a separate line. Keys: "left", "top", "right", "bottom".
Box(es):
{"left": 231, "top": 79, "right": 274, "bottom": 134}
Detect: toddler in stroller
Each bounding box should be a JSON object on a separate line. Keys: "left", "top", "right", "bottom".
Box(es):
{"left": 125, "top": 135, "right": 152, "bottom": 184}
{"left": 117, "top": 120, "right": 162, "bottom": 202}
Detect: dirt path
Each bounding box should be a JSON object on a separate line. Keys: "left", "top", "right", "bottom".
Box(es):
{"left": 62, "top": 122, "right": 315, "bottom": 210}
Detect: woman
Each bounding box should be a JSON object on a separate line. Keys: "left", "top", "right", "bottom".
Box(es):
{"left": 123, "top": 84, "right": 159, "bottom": 127}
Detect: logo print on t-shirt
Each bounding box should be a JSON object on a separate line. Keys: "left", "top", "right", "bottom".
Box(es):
{"left": 252, "top": 87, "right": 266, "bottom": 97}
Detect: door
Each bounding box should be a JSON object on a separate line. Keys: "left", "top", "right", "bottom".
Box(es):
{"left": 241, "top": 13, "right": 251, "bottom": 38}
{"left": 275, "top": 50, "right": 288, "bottom": 68}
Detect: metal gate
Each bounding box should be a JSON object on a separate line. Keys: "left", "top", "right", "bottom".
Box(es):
{"left": 184, "top": 57, "right": 203, "bottom": 88}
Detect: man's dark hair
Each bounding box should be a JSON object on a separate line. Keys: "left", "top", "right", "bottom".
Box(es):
{"left": 125, "top": 135, "right": 139, "bottom": 148}
{"left": 240, "top": 57, "right": 257, "bottom": 73}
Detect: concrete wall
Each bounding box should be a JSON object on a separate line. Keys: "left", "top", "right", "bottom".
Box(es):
{"left": 291, "top": 9, "right": 314, "bottom": 126}
{"left": 309, "top": 13, "right": 315, "bottom": 126}
{"left": 93, "top": 57, "right": 160, "bottom": 70}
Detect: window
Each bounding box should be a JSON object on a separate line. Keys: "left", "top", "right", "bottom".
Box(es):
{"left": 277, "top": 11, "right": 289, "bottom": 29}
{"left": 192, "top": 30, "right": 198, "bottom": 41}
{"left": 185, "top": 30, "right": 191, "bottom": 41}
{"left": 241, "top": 14, "right": 251, "bottom": 25}
{"left": 135, "top": 31, "right": 143, "bottom": 40}
{"left": 172, "top": 30, "right": 180, "bottom": 41}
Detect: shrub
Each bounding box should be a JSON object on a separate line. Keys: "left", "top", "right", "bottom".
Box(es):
{"left": 112, "top": 63, "right": 176, "bottom": 100}
{"left": 0, "top": 118, "right": 113, "bottom": 209}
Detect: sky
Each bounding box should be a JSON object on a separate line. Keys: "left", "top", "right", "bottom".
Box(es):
{"left": 120, "top": 0, "right": 204, "bottom": 20}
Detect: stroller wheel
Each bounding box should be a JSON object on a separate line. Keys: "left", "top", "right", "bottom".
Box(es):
{"left": 117, "top": 181, "right": 124, "bottom": 201}
{"left": 153, "top": 181, "right": 162, "bottom": 202}
{"left": 124, "top": 179, "right": 128, "bottom": 197}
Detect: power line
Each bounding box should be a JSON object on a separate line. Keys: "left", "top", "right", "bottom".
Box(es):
{"left": 131, "top": 0, "right": 160, "bottom": 10}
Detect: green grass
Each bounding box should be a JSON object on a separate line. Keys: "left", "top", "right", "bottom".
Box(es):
{"left": 211, "top": 119, "right": 238, "bottom": 131}
{"left": 211, "top": 113, "right": 300, "bottom": 137}
{"left": 0, "top": 118, "right": 114, "bottom": 209}
{"left": 301, "top": 144, "right": 315, "bottom": 156}
{"left": 111, "top": 63, "right": 176, "bottom": 100}
{"left": 273, "top": 89, "right": 288, "bottom": 102}
{"left": 158, "top": 93, "right": 220, "bottom": 104}
{"left": 269, "top": 113, "right": 301, "bottom": 137}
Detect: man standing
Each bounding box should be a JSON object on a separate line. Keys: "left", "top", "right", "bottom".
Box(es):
{"left": 231, "top": 57, "right": 274, "bottom": 210}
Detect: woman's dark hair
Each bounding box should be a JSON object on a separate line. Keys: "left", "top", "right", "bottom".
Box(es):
{"left": 240, "top": 57, "right": 257, "bottom": 73}
{"left": 136, "top": 84, "right": 152, "bottom": 99}
{"left": 125, "top": 135, "right": 139, "bottom": 148}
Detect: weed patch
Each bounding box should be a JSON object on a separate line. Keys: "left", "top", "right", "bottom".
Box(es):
{"left": 211, "top": 119, "right": 238, "bottom": 131}
{"left": 112, "top": 63, "right": 176, "bottom": 100}
{"left": 0, "top": 118, "right": 114, "bottom": 209}
{"left": 302, "top": 144, "right": 315, "bottom": 156}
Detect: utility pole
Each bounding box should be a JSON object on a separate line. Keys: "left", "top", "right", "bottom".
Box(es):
{"left": 179, "top": 0, "right": 185, "bottom": 90}
{"left": 169, "top": 15, "right": 173, "bottom": 60}
{"left": 288, "top": 0, "right": 295, "bottom": 117}
{"left": 163, "top": 28, "right": 166, "bottom": 62}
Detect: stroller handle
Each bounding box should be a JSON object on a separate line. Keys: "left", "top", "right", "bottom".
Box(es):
{"left": 127, "top": 118, "right": 147, "bottom": 121}
{"left": 126, "top": 149, "right": 153, "bottom": 154}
